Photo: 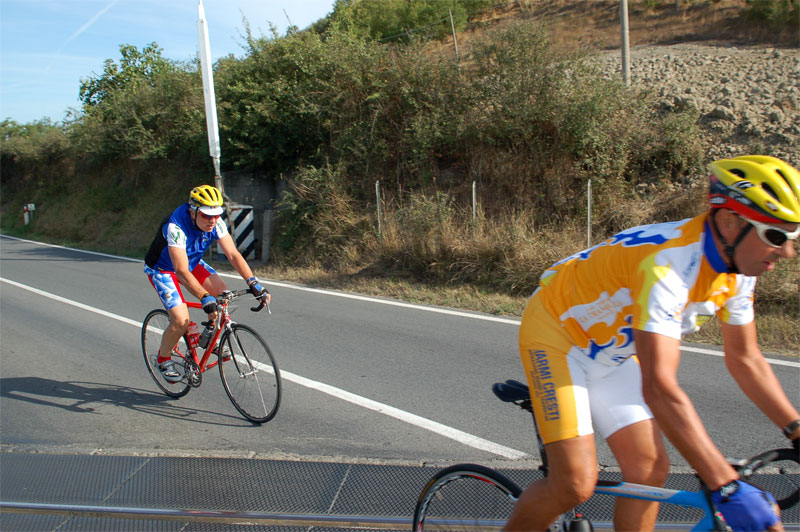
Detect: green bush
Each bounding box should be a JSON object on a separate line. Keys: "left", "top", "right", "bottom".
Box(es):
{"left": 743, "top": 0, "right": 800, "bottom": 30}
{"left": 328, "top": 0, "right": 494, "bottom": 42}
{"left": 71, "top": 43, "right": 206, "bottom": 166}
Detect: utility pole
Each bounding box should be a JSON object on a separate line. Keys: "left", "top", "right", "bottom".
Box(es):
{"left": 620, "top": 0, "right": 631, "bottom": 88}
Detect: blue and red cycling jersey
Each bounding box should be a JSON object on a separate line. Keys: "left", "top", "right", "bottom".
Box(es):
{"left": 144, "top": 203, "right": 228, "bottom": 272}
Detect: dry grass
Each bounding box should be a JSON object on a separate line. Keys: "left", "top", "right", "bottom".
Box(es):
{"left": 255, "top": 184, "right": 799, "bottom": 357}
{"left": 258, "top": 259, "right": 798, "bottom": 357}
{"left": 461, "top": 0, "right": 798, "bottom": 52}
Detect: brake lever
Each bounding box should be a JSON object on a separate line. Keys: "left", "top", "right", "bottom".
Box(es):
{"left": 250, "top": 299, "right": 271, "bottom": 314}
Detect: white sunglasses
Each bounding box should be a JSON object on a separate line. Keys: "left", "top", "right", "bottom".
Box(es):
{"left": 740, "top": 216, "right": 800, "bottom": 248}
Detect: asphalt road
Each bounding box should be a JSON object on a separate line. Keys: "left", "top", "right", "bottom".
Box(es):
{"left": 1, "top": 235, "right": 798, "bottom": 470}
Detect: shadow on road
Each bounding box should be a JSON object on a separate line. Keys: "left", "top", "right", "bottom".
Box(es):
{"left": 0, "top": 376, "right": 247, "bottom": 427}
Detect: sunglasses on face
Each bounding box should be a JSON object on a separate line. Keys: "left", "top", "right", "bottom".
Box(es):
{"left": 197, "top": 211, "right": 220, "bottom": 220}
{"left": 740, "top": 216, "right": 800, "bottom": 248}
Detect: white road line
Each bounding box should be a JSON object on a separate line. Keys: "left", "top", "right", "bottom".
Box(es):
{"left": 680, "top": 345, "right": 799, "bottom": 368}
{"left": 1, "top": 277, "right": 142, "bottom": 327}
{"left": 0, "top": 276, "right": 527, "bottom": 459}
{"left": 243, "top": 278, "right": 521, "bottom": 325}
{"left": 2, "top": 239, "right": 797, "bottom": 363}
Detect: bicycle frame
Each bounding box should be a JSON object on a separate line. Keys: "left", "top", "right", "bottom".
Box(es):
{"left": 183, "top": 299, "right": 231, "bottom": 373}
{"left": 592, "top": 481, "right": 720, "bottom": 531}
{"left": 487, "top": 380, "right": 800, "bottom": 531}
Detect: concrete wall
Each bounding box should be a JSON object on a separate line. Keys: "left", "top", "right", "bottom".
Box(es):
{"left": 221, "top": 170, "right": 286, "bottom": 263}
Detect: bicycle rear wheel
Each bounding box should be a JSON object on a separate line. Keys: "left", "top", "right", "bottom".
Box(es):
{"left": 218, "top": 323, "right": 281, "bottom": 423}
{"left": 141, "top": 309, "right": 191, "bottom": 398}
{"left": 413, "top": 464, "right": 521, "bottom": 531}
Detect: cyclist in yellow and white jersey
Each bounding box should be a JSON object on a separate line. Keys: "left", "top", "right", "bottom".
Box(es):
{"left": 506, "top": 156, "right": 800, "bottom": 532}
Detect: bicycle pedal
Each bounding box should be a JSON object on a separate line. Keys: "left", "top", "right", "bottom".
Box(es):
{"left": 566, "top": 515, "right": 593, "bottom": 532}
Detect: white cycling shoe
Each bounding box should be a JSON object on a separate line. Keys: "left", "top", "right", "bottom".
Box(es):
{"left": 158, "top": 360, "right": 182, "bottom": 383}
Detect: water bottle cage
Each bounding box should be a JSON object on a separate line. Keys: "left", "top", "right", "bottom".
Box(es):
{"left": 198, "top": 324, "right": 215, "bottom": 349}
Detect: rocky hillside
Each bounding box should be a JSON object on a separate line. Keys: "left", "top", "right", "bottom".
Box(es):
{"left": 598, "top": 44, "right": 799, "bottom": 167}
{"left": 462, "top": 1, "right": 800, "bottom": 168}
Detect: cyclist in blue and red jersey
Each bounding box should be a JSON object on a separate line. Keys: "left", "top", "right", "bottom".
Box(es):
{"left": 144, "top": 185, "right": 270, "bottom": 382}
{"left": 506, "top": 156, "right": 800, "bottom": 532}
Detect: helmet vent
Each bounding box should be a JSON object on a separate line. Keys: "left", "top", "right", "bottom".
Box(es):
{"left": 761, "top": 183, "right": 779, "bottom": 200}
{"left": 730, "top": 169, "right": 746, "bottom": 178}
{"left": 775, "top": 169, "right": 793, "bottom": 189}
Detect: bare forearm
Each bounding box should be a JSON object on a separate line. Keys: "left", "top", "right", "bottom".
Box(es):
{"left": 647, "top": 386, "right": 737, "bottom": 490}
{"left": 635, "top": 329, "right": 738, "bottom": 490}
{"left": 721, "top": 321, "right": 800, "bottom": 434}
{"left": 228, "top": 252, "right": 254, "bottom": 282}
{"left": 175, "top": 269, "right": 207, "bottom": 300}
{"left": 727, "top": 355, "right": 800, "bottom": 431}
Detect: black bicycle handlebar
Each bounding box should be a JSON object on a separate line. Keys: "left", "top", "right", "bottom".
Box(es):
{"left": 211, "top": 289, "right": 268, "bottom": 313}
{"left": 735, "top": 447, "right": 800, "bottom": 510}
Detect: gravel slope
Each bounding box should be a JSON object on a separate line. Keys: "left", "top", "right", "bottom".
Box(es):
{"left": 599, "top": 43, "right": 799, "bottom": 167}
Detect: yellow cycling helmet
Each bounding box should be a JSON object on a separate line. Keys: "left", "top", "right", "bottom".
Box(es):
{"left": 189, "top": 185, "right": 224, "bottom": 216}
{"left": 709, "top": 155, "right": 800, "bottom": 224}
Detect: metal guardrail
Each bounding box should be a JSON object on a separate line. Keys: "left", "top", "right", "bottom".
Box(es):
{"left": 1, "top": 501, "right": 411, "bottom": 529}
{"left": 1, "top": 501, "right": 712, "bottom": 531}
{"left": 5, "top": 501, "right": 800, "bottom": 531}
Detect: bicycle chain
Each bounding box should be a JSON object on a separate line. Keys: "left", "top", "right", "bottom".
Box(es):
{"left": 184, "top": 357, "right": 202, "bottom": 387}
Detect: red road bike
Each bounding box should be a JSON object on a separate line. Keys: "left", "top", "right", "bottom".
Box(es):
{"left": 141, "top": 289, "right": 281, "bottom": 423}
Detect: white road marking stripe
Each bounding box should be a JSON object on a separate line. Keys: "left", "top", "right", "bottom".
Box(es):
{"left": 0, "top": 276, "right": 527, "bottom": 459}
{"left": 3, "top": 236, "right": 796, "bottom": 362}
{"left": 244, "top": 278, "right": 521, "bottom": 325}
{"left": 680, "top": 345, "right": 799, "bottom": 368}
{"left": 1, "top": 277, "right": 142, "bottom": 327}
{"left": 3, "top": 236, "right": 797, "bottom": 419}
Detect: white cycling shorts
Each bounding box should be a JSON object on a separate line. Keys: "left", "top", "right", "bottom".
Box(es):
{"left": 519, "top": 293, "right": 653, "bottom": 444}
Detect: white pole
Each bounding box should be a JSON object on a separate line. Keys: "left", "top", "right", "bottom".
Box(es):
{"left": 620, "top": 0, "right": 630, "bottom": 88}
{"left": 587, "top": 179, "right": 592, "bottom": 248}
{"left": 449, "top": 9, "right": 459, "bottom": 60}
{"left": 197, "top": 0, "right": 224, "bottom": 194}
{"left": 472, "top": 181, "right": 476, "bottom": 222}
{"left": 376, "top": 181, "right": 382, "bottom": 241}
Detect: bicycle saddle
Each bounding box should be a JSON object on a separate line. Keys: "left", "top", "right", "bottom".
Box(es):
{"left": 492, "top": 379, "right": 530, "bottom": 403}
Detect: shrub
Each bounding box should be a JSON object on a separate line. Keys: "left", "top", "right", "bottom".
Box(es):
{"left": 743, "top": 0, "right": 800, "bottom": 31}
{"left": 71, "top": 43, "right": 206, "bottom": 166}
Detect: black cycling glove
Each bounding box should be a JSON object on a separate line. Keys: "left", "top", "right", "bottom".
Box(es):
{"left": 247, "top": 277, "right": 269, "bottom": 304}
{"left": 201, "top": 293, "right": 218, "bottom": 314}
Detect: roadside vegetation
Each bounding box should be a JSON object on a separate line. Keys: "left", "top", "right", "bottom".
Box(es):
{"left": 2, "top": 0, "right": 798, "bottom": 354}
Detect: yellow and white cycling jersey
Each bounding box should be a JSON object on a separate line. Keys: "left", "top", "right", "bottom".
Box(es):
{"left": 536, "top": 212, "right": 755, "bottom": 367}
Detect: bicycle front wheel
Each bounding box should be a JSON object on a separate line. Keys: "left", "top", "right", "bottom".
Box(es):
{"left": 141, "top": 309, "right": 191, "bottom": 398}
{"left": 413, "top": 464, "right": 521, "bottom": 532}
{"left": 218, "top": 324, "right": 281, "bottom": 423}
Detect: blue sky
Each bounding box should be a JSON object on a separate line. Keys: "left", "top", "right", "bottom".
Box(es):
{"left": 0, "top": 0, "right": 336, "bottom": 124}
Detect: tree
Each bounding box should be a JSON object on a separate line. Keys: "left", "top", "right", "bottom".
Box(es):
{"left": 79, "top": 43, "right": 174, "bottom": 108}
{"left": 72, "top": 43, "right": 205, "bottom": 164}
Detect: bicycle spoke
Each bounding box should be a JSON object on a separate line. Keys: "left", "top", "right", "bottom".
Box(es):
{"left": 413, "top": 465, "right": 520, "bottom": 532}
{"left": 141, "top": 309, "right": 191, "bottom": 398}
{"left": 218, "top": 324, "right": 281, "bottom": 423}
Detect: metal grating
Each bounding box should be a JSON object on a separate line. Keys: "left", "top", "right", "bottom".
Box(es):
{"left": 329, "top": 463, "right": 434, "bottom": 517}
{"left": 1, "top": 452, "right": 797, "bottom": 531}
{"left": 107, "top": 457, "right": 350, "bottom": 514}
{"left": 0, "top": 454, "right": 147, "bottom": 504}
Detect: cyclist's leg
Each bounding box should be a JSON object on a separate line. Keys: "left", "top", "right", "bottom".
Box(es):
{"left": 505, "top": 436, "right": 598, "bottom": 531}
{"left": 160, "top": 304, "right": 190, "bottom": 359}
{"left": 193, "top": 260, "right": 226, "bottom": 297}
{"left": 507, "top": 295, "right": 597, "bottom": 531}
{"left": 591, "top": 357, "right": 669, "bottom": 532}
{"left": 606, "top": 419, "right": 669, "bottom": 531}
{"left": 145, "top": 267, "right": 191, "bottom": 360}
